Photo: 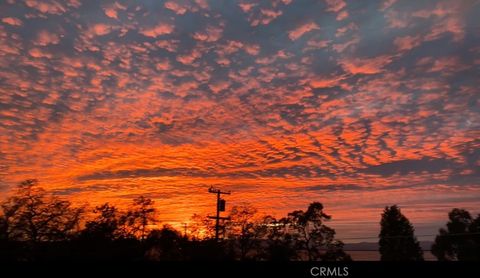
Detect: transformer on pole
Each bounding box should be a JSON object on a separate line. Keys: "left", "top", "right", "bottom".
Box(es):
{"left": 207, "top": 186, "right": 231, "bottom": 241}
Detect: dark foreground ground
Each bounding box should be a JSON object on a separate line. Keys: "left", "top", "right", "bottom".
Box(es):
{"left": 0, "top": 261, "right": 476, "bottom": 278}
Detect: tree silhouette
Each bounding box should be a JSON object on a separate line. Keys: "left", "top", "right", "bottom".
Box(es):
{"left": 225, "top": 204, "right": 267, "bottom": 260}
{"left": 379, "top": 205, "right": 423, "bottom": 261}
{"left": 286, "top": 202, "right": 351, "bottom": 261}
{"left": 189, "top": 213, "right": 216, "bottom": 240}
{"left": 80, "top": 203, "right": 120, "bottom": 241}
{"left": 144, "top": 225, "right": 185, "bottom": 261}
{"left": 120, "top": 196, "right": 157, "bottom": 240}
{"left": 0, "top": 192, "right": 22, "bottom": 241}
{"left": 432, "top": 208, "right": 480, "bottom": 261}
{"left": 0, "top": 180, "right": 84, "bottom": 242}
{"left": 262, "top": 215, "right": 296, "bottom": 261}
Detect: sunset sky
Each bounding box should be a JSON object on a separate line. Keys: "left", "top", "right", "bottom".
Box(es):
{"left": 0, "top": 0, "right": 479, "bottom": 242}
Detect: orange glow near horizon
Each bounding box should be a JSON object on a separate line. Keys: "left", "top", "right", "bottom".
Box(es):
{"left": 0, "top": 0, "right": 479, "bottom": 242}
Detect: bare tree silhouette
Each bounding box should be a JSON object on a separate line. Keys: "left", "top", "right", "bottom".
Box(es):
{"left": 225, "top": 204, "right": 267, "bottom": 260}
{"left": 0, "top": 180, "right": 84, "bottom": 242}
{"left": 120, "top": 196, "right": 157, "bottom": 240}
{"left": 189, "top": 213, "right": 216, "bottom": 240}
{"left": 80, "top": 203, "right": 120, "bottom": 241}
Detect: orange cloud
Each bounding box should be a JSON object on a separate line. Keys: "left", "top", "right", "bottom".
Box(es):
{"left": 288, "top": 22, "right": 320, "bottom": 40}
{"left": 325, "top": 0, "right": 346, "bottom": 13}
{"left": 238, "top": 2, "right": 256, "bottom": 13}
{"left": 176, "top": 49, "right": 202, "bottom": 65}
{"left": 164, "top": 1, "right": 188, "bottom": 15}
{"left": 310, "top": 75, "right": 345, "bottom": 88}
{"left": 209, "top": 80, "right": 230, "bottom": 94}
{"left": 340, "top": 55, "right": 393, "bottom": 75}
{"left": 24, "top": 0, "right": 67, "bottom": 14}
{"left": 325, "top": 0, "right": 348, "bottom": 21}
{"left": 336, "top": 10, "right": 349, "bottom": 21}
{"left": 35, "top": 30, "right": 60, "bottom": 46}
{"left": 380, "top": 0, "right": 397, "bottom": 11}
{"left": 103, "top": 2, "right": 126, "bottom": 19}
{"left": 332, "top": 35, "right": 360, "bottom": 53}
{"left": 104, "top": 7, "right": 118, "bottom": 19}
{"left": 393, "top": 34, "right": 423, "bottom": 51}
{"left": 426, "top": 16, "right": 464, "bottom": 42}
{"left": 193, "top": 25, "right": 223, "bottom": 42}
{"left": 244, "top": 44, "right": 260, "bottom": 55}
{"left": 28, "top": 48, "right": 52, "bottom": 58}
{"left": 91, "top": 23, "right": 112, "bottom": 36}
{"left": 2, "top": 17, "right": 23, "bottom": 26}
{"left": 194, "top": 0, "right": 209, "bottom": 10}
{"left": 140, "top": 23, "right": 174, "bottom": 38}
{"left": 385, "top": 10, "right": 409, "bottom": 29}
{"left": 254, "top": 9, "right": 283, "bottom": 26}
{"left": 428, "top": 56, "right": 467, "bottom": 73}
{"left": 155, "top": 59, "right": 171, "bottom": 71}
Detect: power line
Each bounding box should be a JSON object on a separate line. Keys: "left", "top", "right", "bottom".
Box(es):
{"left": 340, "top": 232, "right": 480, "bottom": 241}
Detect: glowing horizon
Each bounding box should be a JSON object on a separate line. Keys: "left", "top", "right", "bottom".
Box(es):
{"left": 0, "top": 0, "right": 479, "bottom": 242}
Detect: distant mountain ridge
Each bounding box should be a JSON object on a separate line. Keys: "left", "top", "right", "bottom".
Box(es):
{"left": 344, "top": 241, "right": 434, "bottom": 251}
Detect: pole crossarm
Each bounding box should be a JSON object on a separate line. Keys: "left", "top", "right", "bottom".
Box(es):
{"left": 208, "top": 216, "right": 231, "bottom": 220}
{"left": 208, "top": 186, "right": 231, "bottom": 195}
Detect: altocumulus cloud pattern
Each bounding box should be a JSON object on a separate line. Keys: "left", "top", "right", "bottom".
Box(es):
{"left": 0, "top": 0, "right": 479, "bottom": 239}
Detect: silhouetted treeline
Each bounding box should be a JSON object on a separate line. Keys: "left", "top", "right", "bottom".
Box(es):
{"left": 0, "top": 180, "right": 479, "bottom": 261}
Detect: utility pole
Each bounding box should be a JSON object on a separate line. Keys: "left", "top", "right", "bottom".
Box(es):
{"left": 208, "top": 186, "right": 231, "bottom": 241}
